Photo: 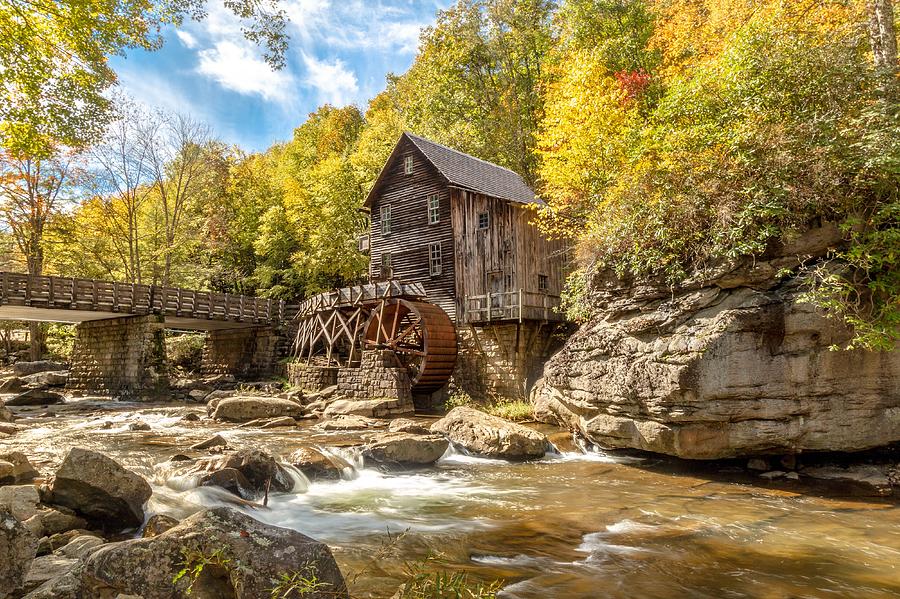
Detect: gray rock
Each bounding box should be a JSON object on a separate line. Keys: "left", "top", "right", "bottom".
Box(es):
{"left": 21, "top": 371, "right": 68, "bottom": 388}
{"left": 36, "top": 529, "right": 97, "bottom": 556}
{"left": 363, "top": 433, "right": 449, "bottom": 467}
{"left": 532, "top": 227, "right": 900, "bottom": 459}
{"left": 324, "top": 398, "right": 414, "bottom": 419}
{"left": 190, "top": 434, "right": 227, "bottom": 450}
{"left": 0, "top": 484, "right": 40, "bottom": 521}
{"left": 0, "top": 507, "right": 38, "bottom": 599}
{"left": 22, "top": 554, "right": 79, "bottom": 595}
{"left": 190, "top": 449, "right": 295, "bottom": 499}
{"left": 12, "top": 362, "right": 67, "bottom": 377}
{"left": 315, "top": 415, "right": 382, "bottom": 431}
{"left": 5, "top": 389, "right": 64, "bottom": 407}
{"left": 142, "top": 514, "right": 179, "bottom": 538}
{"left": 34, "top": 507, "right": 86, "bottom": 537}
{"left": 260, "top": 416, "right": 297, "bottom": 428}
{"left": 801, "top": 464, "right": 893, "bottom": 497}
{"left": 289, "top": 447, "right": 350, "bottom": 481}
{"left": 0, "top": 377, "right": 26, "bottom": 394}
{"left": 46, "top": 448, "right": 152, "bottom": 530}
{"left": 211, "top": 397, "right": 304, "bottom": 422}
{"left": 0, "top": 452, "right": 39, "bottom": 484}
{"left": 431, "top": 406, "right": 547, "bottom": 460}
{"left": 55, "top": 535, "right": 104, "bottom": 559}
{"left": 52, "top": 507, "right": 348, "bottom": 599}
{"left": 127, "top": 420, "right": 150, "bottom": 431}
{"left": 747, "top": 459, "right": 769, "bottom": 471}
{"left": 388, "top": 418, "right": 432, "bottom": 435}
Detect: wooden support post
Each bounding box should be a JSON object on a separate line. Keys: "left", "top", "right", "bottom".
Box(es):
{"left": 518, "top": 288, "right": 523, "bottom": 323}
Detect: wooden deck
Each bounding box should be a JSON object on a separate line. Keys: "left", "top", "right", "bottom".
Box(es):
{"left": 0, "top": 272, "right": 288, "bottom": 330}
{"left": 463, "top": 289, "right": 563, "bottom": 324}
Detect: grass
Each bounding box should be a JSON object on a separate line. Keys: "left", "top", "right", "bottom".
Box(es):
{"left": 446, "top": 391, "right": 534, "bottom": 422}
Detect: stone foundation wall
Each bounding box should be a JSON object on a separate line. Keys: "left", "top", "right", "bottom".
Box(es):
{"left": 200, "top": 327, "right": 279, "bottom": 380}
{"left": 68, "top": 315, "right": 168, "bottom": 398}
{"left": 287, "top": 363, "right": 338, "bottom": 391}
{"left": 453, "top": 323, "right": 563, "bottom": 400}
{"left": 337, "top": 351, "right": 412, "bottom": 401}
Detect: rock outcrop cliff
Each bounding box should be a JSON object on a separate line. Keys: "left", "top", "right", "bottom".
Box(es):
{"left": 532, "top": 225, "right": 900, "bottom": 459}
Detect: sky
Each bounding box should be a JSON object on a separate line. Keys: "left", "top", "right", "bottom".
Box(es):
{"left": 110, "top": 0, "right": 452, "bottom": 152}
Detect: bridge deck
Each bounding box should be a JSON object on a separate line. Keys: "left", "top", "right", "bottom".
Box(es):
{"left": 0, "top": 272, "right": 287, "bottom": 330}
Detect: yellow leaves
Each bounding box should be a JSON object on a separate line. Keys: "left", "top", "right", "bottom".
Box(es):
{"left": 536, "top": 49, "right": 641, "bottom": 236}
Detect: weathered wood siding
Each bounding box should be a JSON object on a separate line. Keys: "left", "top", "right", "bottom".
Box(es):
{"left": 450, "top": 188, "right": 567, "bottom": 319}
{"left": 369, "top": 137, "right": 457, "bottom": 320}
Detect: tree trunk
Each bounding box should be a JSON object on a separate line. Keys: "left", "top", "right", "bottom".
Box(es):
{"left": 868, "top": 0, "right": 898, "bottom": 92}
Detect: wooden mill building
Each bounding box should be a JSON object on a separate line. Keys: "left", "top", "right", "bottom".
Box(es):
{"left": 362, "top": 133, "right": 568, "bottom": 398}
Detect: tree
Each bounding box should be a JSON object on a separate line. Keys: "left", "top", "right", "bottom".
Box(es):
{"left": 0, "top": 0, "right": 287, "bottom": 156}
{"left": 0, "top": 149, "right": 82, "bottom": 357}
{"left": 396, "top": 0, "right": 556, "bottom": 184}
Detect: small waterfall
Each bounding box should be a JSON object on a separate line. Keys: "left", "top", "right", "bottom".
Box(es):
{"left": 319, "top": 445, "right": 364, "bottom": 480}
{"left": 281, "top": 462, "right": 311, "bottom": 493}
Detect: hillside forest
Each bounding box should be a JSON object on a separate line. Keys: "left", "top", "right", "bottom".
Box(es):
{"left": 1, "top": 0, "right": 898, "bottom": 350}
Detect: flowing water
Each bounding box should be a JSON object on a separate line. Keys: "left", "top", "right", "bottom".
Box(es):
{"left": 3, "top": 398, "right": 899, "bottom": 598}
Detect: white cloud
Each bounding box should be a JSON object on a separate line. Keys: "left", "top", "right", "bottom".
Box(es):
{"left": 198, "top": 41, "right": 295, "bottom": 102}
{"left": 301, "top": 52, "right": 358, "bottom": 106}
{"left": 175, "top": 30, "right": 198, "bottom": 49}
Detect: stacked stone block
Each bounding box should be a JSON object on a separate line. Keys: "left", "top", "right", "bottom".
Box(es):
{"left": 68, "top": 315, "right": 169, "bottom": 398}
{"left": 286, "top": 363, "right": 339, "bottom": 391}
{"left": 453, "top": 323, "right": 561, "bottom": 400}
{"left": 200, "top": 327, "right": 279, "bottom": 380}
{"left": 336, "top": 350, "right": 412, "bottom": 401}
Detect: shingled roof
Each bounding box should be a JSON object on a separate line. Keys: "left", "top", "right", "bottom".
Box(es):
{"left": 364, "top": 132, "right": 540, "bottom": 207}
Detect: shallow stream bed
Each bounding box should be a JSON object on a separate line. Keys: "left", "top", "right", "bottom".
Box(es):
{"left": 3, "top": 399, "right": 899, "bottom": 598}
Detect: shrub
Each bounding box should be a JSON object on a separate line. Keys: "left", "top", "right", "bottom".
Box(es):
{"left": 166, "top": 333, "right": 206, "bottom": 373}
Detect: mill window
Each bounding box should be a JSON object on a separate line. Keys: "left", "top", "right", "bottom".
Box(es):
{"left": 477, "top": 211, "right": 490, "bottom": 230}
{"left": 538, "top": 274, "right": 549, "bottom": 292}
{"left": 381, "top": 205, "right": 391, "bottom": 236}
{"left": 429, "top": 242, "right": 442, "bottom": 276}
{"left": 428, "top": 194, "right": 440, "bottom": 224}
{"left": 404, "top": 155, "right": 413, "bottom": 175}
{"left": 381, "top": 253, "right": 392, "bottom": 278}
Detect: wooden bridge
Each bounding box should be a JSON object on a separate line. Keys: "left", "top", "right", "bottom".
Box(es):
{"left": 0, "top": 272, "right": 289, "bottom": 330}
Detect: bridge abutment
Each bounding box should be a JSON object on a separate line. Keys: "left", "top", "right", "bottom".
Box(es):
{"left": 200, "top": 327, "right": 280, "bottom": 380}
{"left": 68, "top": 315, "right": 169, "bottom": 398}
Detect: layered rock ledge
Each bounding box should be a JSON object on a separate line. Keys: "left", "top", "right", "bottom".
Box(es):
{"left": 532, "top": 225, "right": 900, "bottom": 459}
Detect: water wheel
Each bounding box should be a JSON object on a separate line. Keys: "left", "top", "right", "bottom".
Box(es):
{"left": 363, "top": 299, "right": 457, "bottom": 394}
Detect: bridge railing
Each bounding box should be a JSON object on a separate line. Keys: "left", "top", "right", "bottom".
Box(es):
{"left": 0, "top": 272, "right": 285, "bottom": 325}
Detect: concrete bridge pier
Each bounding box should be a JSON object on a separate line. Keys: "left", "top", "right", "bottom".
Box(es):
{"left": 200, "top": 327, "right": 280, "bottom": 380}
{"left": 68, "top": 314, "right": 169, "bottom": 398}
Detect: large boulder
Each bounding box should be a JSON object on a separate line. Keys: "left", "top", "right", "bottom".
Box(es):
{"left": 0, "top": 452, "right": 39, "bottom": 484}
{"left": 430, "top": 407, "right": 547, "bottom": 460}
{"left": 0, "top": 507, "right": 38, "bottom": 599}
{"left": 323, "top": 398, "right": 414, "bottom": 419}
{"left": 362, "top": 433, "right": 449, "bottom": 467}
{"left": 21, "top": 371, "right": 68, "bottom": 388}
{"left": 31, "top": 507, "right": 347, "bottom": 599}
{"left": 532, "top": 228, "right": 900, "bottom": 459}
{"left": 5, "top": 389, "right": 64, "bottom": 407}
{"left": 289, "top": 447, "right": 351, "bottom": 481}
{"left": 191, "top": 449, "right": 295, "bottom": 499}
{"left": 210, "top": 397, "right": 303, "bottom": 422}
{"left": 0, "top": 377, "right": 26, "bottom": 394}
{"left": 12, "top": 362, "right": 67, "bottom": 377}
{"left": 46, "top": 448, "right": 152, "bottom": 530}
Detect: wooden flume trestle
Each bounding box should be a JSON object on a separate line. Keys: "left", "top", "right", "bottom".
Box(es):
{"left": 292, "top": 281, "right": 458, "bottom": 394}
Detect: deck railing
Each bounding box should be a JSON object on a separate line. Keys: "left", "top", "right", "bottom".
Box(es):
{"left": 0, "top": 272, "right": 286, "bottom": 325}
{"left": 463, "top": 289, "right": 563, "bottom": 324}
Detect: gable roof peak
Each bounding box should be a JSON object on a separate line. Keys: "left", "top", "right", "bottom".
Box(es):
{"left": 364, "top": 132, "right": 540, "bottom": 207}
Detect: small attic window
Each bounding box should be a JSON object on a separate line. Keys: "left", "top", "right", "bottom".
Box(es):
{"left": 404, "top": 155, "right": 413, "bottom": 175}
{"left": 478, "top": 211, "right": 490, "bottom": 230}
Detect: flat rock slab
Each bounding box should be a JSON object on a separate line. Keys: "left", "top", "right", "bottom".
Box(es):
{"left": 363, "top": 433, "right": 449, "bottom": 466}
{"left": 211, "top": 397, "right": 303, "bottom": 422}
{"left": 5, "top": 389, "right": 64, "bottom": 407}
{"left": 324, "top": 398, "right": 414, "bottom": 419}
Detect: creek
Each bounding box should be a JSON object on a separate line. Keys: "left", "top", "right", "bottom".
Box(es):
{"left": 3, "top": 399, "right": 900, "bottom": 598}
